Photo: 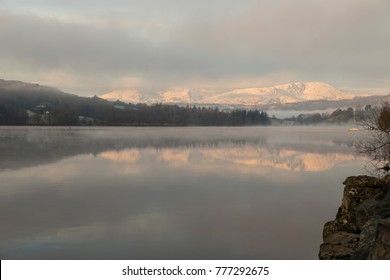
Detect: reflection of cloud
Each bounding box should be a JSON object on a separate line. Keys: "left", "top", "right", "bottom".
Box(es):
{"left": 115, "top": 165, "right": 143, "bottom": 175}
{"left": 55, "top": 212, "right": 171, "bottom": 242}
{"left": 100, "top": 149, "right": 140, "bottom": 163}
{"left": 37, "top": 163, "right": 80, "bottom": 182}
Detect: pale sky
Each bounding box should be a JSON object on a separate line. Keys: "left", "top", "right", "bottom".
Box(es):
{"left": 1, "top": 0, "right": 390, "bottom": 96}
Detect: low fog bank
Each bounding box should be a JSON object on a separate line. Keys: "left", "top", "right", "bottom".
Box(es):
{"left": 0, "top": 126, "right": 361, "bottom": 171}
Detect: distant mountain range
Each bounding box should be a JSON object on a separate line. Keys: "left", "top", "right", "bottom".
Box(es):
{"left": 199, "top": 82, "right": 356, "bottom": 105}
{"left": 0, "top": 78, "right": 270, "bottom": 126}
{"left": 1, "top": 78, "right": 388, "bottom": 112}
{"left": 100, "top": 82, "right": 361, "bottom": 106}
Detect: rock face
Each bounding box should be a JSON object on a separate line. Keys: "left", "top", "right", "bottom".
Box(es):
{"left": 319, "top": 175, "right": 390, "bottom": 259}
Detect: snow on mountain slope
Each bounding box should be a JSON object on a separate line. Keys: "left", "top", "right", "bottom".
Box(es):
{"left": 200, "top": 82, "right": 354, "bottom": 105}
{"left": 99, "top": 82, "right": 355, "bottom": 106}
{"left": 158, "top": 88, "right": 191, "bottom": 103}
{"left": 100, "top": 90, "right": 142, "bottom": 103}
{"left": 297, "top": 82, "right": 354, "bottom": 100}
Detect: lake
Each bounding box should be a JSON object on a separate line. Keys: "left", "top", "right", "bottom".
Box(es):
{"left": 0, "top": 126, "right": 367, "bottom": 259}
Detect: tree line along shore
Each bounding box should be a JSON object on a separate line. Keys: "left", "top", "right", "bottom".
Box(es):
{"left": 0, "top": 88, "right": 370, "bottom": 126}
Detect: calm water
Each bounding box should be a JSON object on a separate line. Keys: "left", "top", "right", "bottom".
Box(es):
{"left": 0, "top": 126, "right": 367, "bottom": 259}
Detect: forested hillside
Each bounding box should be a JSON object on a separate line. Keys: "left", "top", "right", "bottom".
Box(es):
{"left": 0, "top": 79, "right": 270, "bottom": 126}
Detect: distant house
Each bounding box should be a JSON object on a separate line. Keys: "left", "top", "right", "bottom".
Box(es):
{"left": 30, "top": 103, "right": 51, "bottom": 115}
{"left": 26, "top": 103, "right": 53, "bottom": 125}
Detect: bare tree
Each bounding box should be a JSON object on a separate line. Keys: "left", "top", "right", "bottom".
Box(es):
{"left": 356, "top": 96, "right": 390, "bottom": 175}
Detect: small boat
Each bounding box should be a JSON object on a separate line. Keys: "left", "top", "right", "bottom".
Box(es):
{"left": 348, "top": 109, "right": 359, "bottom": 131}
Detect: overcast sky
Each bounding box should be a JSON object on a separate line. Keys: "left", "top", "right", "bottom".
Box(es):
{"left": 1, "top": 0, "right": 390, "bottom": 96}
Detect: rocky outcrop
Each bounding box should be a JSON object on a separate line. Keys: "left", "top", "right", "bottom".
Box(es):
{"left": 319, "top": 175, "right": 390, "bottom": 259}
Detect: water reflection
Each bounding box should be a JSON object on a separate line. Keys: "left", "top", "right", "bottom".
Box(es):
{"left": 0, "top": 127, "right": 366, "bottom": 259}
{"left": 100, "top": 146, "right": 356, "bottom": 174}
{"left": 0, "top": 126, "right": 358, "bottom": 171}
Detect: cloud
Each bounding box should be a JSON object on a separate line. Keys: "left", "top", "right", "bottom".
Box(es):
{"left": 0, "top": 0, "right": 390, "bottom": 95}
{"left": 178, "top": 0, "right": 390, "bottom": 84}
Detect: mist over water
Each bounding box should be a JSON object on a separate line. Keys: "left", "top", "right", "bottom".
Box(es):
{"left": 0, "top": 126, "right": 367, "bottom": 259}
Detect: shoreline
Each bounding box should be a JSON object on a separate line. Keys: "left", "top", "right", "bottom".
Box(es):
{"left": 319, "top": 175, "right": 390, "bottom": 259}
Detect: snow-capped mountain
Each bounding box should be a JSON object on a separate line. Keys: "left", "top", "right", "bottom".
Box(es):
{"left": 158, "top": 88, "right": 191, "bottom": 103}
{"left": 199, "top": 82, "right": 354, "bottom": 105}
{"left": 100, "top": 88, "right": 192, "bottom": 104}
{"left": 99, "top": 82, "right": 355, "bottom": 106}
{"left": 100, "top": 90, "right": 142, "bottom": 104}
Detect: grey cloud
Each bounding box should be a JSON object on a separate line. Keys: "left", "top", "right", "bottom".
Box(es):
{"left": 0, "top": 12, "right": 151, "bottom": 72}
{"left": 178, "top": 0, "right": 390, "bottom": 86}
{"left": 1, "top": 0, "right": 390, "bottom": 95}
{"left": 0, "top": 10, "right": 275, "bottom": 93}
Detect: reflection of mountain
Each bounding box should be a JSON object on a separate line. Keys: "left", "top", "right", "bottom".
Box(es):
{"left": 0, "top": 126, "right": 367, "bottom": 260}
{"left": 0, "top": 127, "right": 361, "bottom": 171}
{"left": 99, "top": 146, "right": 358, "bottom": 173}
{"left": 199, "top": 147, "right": 357, "bottom": 172}
{"left": 100, "top": 149, "right": 140, "bottom": 163}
